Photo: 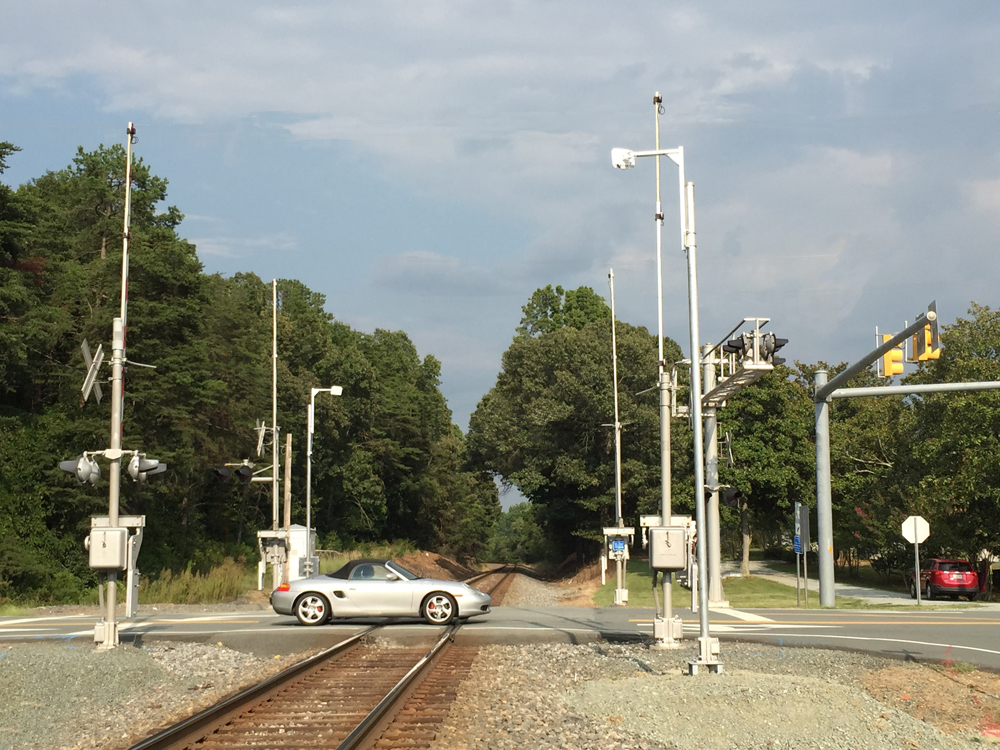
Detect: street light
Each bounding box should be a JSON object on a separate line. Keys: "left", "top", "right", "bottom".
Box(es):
{"left": 305, "top": 385, "right": 343, "bottom": 576}
{"left": 612, "top": 93, "right": 716, "bottom": 671}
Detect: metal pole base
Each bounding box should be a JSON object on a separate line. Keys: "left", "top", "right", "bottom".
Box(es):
{"left": 94, "top": 619, "right": 119, "bottom": 650}
{"left": 650, "top": 616, "right": 683, "bottom": 649}
{"left": 707, "top": 598, "right": 730, "bottom": 608}
{"left": 614, "top": 587, "right": 629, "bottom": 606}
{"left": 686, "top": 636, "right": 721, "bottom": 675}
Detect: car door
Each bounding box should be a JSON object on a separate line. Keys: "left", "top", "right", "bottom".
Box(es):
{"left": 345, "top": 563, "right": 414, "bottom": 616}
{"left": 919, "top": 560, "right": 936, "bottom": 589}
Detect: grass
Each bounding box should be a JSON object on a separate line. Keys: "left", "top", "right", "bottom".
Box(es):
{"left": 594, "top": 566, "right": 874, "bottom": 609}
{"left": 763, "top": 558, "right": 912, "bottom": 593}
{"left": 138, "top": 558, "right": 256, "bottom": 605}
{"left": 0, "top": 603, "right": 29, "bottom": 616}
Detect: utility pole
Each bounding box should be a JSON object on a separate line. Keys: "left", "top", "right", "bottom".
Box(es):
{"left": 98, "top": 122, "right": 137, "bottom": 650}
{"left": 282, "top": 432, "right": 292, "bottom": 584}
{"left": 272, "top": 279, "right": 279, "bottom": 533}
{"left": 702, "top": 343, "right": 727, "bottom": 607}
{"left": 270, "top": 279, "right": 282, "bottom": 590}
{"left": 609, "top": 269, "right": 626, "bottom": 605}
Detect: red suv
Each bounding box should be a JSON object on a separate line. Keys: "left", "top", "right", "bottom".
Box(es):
{"left": 908, "top": 558, "right": 979, "bottom": 600}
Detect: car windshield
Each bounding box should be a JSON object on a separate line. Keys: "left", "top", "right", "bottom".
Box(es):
{"left": 387, "top": 561, "right": 419, "bottom": 580}
{"left": 939, "top": 561, "right": 973, "bottom": 572}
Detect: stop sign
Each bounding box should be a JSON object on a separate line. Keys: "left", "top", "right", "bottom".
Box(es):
{"left": 902, "top": 515, "right": 930, "bottom": 544}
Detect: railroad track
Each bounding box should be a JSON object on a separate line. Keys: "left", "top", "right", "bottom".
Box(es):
{"left": 128, "top": 566, "right": 516, "bottom": 750}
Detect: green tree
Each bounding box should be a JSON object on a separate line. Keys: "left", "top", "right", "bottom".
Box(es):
{"left": 487, "top": 502, "right": 547, "bottom": 563}
{"left": 719, "top": 365, "right": 815, "bottom": 571}
{"left": 894, "top": 304, "right": 1000, "bottom": 564}
{"left": 516, "top": 284, "right": 611, "bottom": 337}
{"left": 470, "top": 285, "right": 685, "bottom": 562}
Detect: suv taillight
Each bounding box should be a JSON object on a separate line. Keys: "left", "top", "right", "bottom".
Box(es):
{"left": 275, "top": 583, "right": 290, "bottom": 592}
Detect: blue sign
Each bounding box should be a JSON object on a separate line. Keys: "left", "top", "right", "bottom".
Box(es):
{"left": 793, "top": 535, "right": 802, "bottom": 555}
{"left": 612, "top": 539, "right": 626, "bottom": 552}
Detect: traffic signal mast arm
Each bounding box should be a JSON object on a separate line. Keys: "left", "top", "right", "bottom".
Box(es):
{"left": 815, "top": 311, "right": 935, "bottom": 403}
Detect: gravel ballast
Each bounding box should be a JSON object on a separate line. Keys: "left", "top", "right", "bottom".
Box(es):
{"left": 1, "top": 575, "right": 992, "bottom": 749}
{"left": 0, "top": 639, "right": 292, "bottom": 750}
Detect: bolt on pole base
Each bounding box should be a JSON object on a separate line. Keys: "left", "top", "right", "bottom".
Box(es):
{"left": 686, "top": 636, "right": 722, "bottom": 675}
{"left": 650, "top": 616, "right": 683, "bottom": 649}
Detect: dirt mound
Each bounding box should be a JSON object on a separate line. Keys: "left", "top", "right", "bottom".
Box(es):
{"left": 395, "top": 551, "right": 477, "bottom": 581}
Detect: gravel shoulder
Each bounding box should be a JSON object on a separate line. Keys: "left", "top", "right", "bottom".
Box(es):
{"left": 4, "top": 573, "right": 999, "bottom": 749}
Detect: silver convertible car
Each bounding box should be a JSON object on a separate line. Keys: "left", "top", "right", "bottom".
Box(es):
{"left": 270, "top": 558, "right": 493, "bottom": 626}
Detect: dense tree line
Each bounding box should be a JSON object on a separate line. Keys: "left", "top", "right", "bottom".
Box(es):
{"left": 0, "top": 143, "right": 498, "bottom": 602}
{"left": 472, "top": 283, "right": 1000, "bottom": 580}
{"left": 3, "top": 140, "right": 998, "bottom": 603}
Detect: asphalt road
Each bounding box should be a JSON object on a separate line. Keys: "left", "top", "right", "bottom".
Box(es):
{"left": 3, "top": 603, "right": 999, "bottom": 669}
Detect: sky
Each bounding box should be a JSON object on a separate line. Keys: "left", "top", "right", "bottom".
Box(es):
{"left": 4, "top": 1, "right": 1000, "bottom": 451}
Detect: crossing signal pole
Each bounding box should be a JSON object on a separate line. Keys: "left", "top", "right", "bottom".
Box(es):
{"left": 56, "top": 123, "right": 168, "bottom": 649}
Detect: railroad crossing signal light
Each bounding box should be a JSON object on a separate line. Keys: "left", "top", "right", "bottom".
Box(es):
{"left": 881, "top": 334, "right": 904, "bottom": 377}
{"left": 212, "top": 466, "right": 233, "bottom": 482}
{"left": 59, "top": 455, "right": 101, "bottom": 485}
{"left": 760, "top": 333, "right": 788, "bottom": 366}
{"left": 127, "top": 454, "right": 166, "bottom": 483}
{"left": 722, "top": 488, "right": 744, "bottom": 507}
{"left": 722, "top": 333, "right": 753, "bottom": 357}
{"left": 234, "top": 464, "right": 254, "bottom": 484}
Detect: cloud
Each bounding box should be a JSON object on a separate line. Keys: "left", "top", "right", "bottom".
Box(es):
{"left": 967, "top": 178, "right": 1000, "bottom": 222}
{"left": 372, "top": 251, "right": 515, "bottom": 297}
{"left": 190, "top": 233, "right": 298, "bottom": 258}
{"left": 6, "top": 1, "right": 1000, "bottom": 424}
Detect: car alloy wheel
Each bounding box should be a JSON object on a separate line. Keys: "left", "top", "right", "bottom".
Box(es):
{"left": 295, "top": 593, "right": 330, "bottom": 626}
{"left": 422, "top": 593, "right": 457, "bottom": 625}
{"left": 909, "top": 581, "right": 917, "bottom": 599}
{"left": 924, "top": 581, "right": 933, "bottom": 601}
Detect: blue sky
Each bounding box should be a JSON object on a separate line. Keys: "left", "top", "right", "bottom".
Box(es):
{"left": 4, "top": 1, "right": 1000, "bottom": 449}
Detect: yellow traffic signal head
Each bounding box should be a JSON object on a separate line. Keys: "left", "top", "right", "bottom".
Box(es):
{"left": 914, "top": 302, "right": 942, "bottom": 361}
{"left": 881, "top": 334, "right": 904, "bottom": 376}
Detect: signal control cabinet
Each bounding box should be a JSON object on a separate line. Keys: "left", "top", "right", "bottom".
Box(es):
{"left": 87, "top": 527, "right": 128, "bottom": 569}
{"left": 649, "top": 526, "right": 687, "bottom": 571}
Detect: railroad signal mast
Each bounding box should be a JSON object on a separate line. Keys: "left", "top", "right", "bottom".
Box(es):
{"left": 57, "top": 123, "right": 167, "bottom": 650}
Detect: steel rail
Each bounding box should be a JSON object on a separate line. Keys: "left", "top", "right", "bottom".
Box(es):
{"left": 462, "top": 562, "right": 515, "bottom": 585}
{"left": 127, "top": 625, "right": 380, "bottom": 750}
{"left": 128, "top": 567, "right": 516, "bottom": 750}
{"left": 335, "top": 622, "right": 461, "bottom": 750}
{"left": 333, "top": 566, "right": 517, "bottom": 748}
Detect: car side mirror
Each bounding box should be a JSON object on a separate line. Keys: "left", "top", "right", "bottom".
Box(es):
{"left": 385, "top": 572, "right": 399, "bottom": 581}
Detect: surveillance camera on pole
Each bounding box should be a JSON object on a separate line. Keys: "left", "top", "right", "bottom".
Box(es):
{"left": 611, "top": 148, "right": 636, "bottom": 170}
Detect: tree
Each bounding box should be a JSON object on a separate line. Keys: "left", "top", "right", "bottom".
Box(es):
{"left": 470, "top": 284, "right": 685, "bottom": 562}
{"left": 719, "top": 365, "right": 815, "bottom": 572}
{"left": 516, "top": 284, "right": 611, "bottom": 337}
{"left": 895, "top": 304, "right": 1000, "bottom": 564}
{"left": 0, "top": 143, "right": 497, "bottom": 603}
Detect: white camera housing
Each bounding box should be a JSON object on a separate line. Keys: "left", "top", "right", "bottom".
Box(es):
{"left": 611, "top": 148, "right": 636, "bottom": 169}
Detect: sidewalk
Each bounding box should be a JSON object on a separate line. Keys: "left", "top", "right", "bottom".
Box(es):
{"left": 720, "top": 560, "right": 996, "bottom": 607}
